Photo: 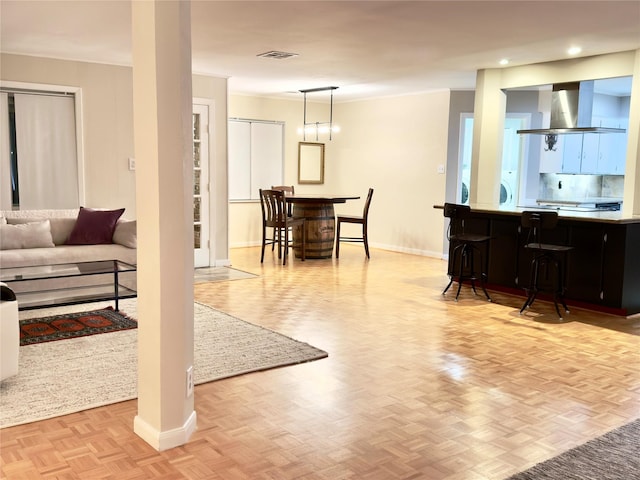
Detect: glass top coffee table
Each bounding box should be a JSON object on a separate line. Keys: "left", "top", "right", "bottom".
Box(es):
{"left": 0, "top": 260, "right": 137, "bottom": 311}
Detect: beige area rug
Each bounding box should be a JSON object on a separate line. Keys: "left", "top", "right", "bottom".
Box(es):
{"left": 0, "top": 299, "right": 327, "bottom": 429}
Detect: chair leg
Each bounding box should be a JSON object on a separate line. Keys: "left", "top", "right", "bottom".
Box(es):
{"left": 336, "top": 220, "right": 341, "bottom": 258}
{"left": 282, "top": 226, "right": 289, "bottom": 265}
{"left": 442, "top": 278, "right": 454, "bottom": 295}
{"left": 554, "top": 257, "right": 569, "bottom": 320}
{"left": 476, "top": 247, "right": 491, "bottom": 301}
{"left": 363, "top": 224, "right": 370, "bottom": 259}
{"left": 261, "top": 226, "right": 267, "bottom": 263}
{"left": 442, "top": 244, "right": 461, "bottom": 296}
{"left": 454, "top": 244, "right": 469, "bottom": 301}
{"left": 520, "top": 257, "right": 540, "bottom": 314}
{"left": 277, "top": 228, "right": 283, "bottom": 260}
{"left": 466, "top": 247, "right": 478, "bottom": 295}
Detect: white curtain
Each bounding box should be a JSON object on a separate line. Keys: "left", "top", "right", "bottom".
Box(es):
{"left": 14, "top": 93, "right": 79, "bottom": 209}
{"left": 0, "top": 93, "right": 12, "bottom": 210}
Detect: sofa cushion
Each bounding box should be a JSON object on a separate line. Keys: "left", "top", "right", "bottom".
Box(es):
{"left": 49, "top": 218, "right": 78, "bottom": 245}
{"left": 66, "top": 207, "right": 125, "bottom": 245}
{"left": 0, "top": 220, "right": 55, "bottom": 250}
{"left": 0, "top": 243, "right": 137, "bottom": 269}
{"left": 6, "top": 216, "right": 76, "bottom": 245}
{"left": 113, "top": 220, "right": 137, "bottom": 249}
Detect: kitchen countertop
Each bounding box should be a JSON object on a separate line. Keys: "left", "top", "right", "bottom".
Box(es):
{"left": 535, "top": 197, "right": 623, "bottom": 206}
{"left": 435, "top": 203, "right": 640, "bottom": 224}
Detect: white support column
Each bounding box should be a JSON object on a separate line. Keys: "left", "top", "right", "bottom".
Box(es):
{"left": 471, "top": 69, "right": 506, "bottom": 206}
{"left": 131, "top": 0, "right": 196, "bottom": 451}
{"left": 623, "top": 49, "right": 640, "bottom": 217}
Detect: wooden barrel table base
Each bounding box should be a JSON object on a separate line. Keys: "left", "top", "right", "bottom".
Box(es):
{"left": 292, "top": 204, "right": 335, "bottom": 259}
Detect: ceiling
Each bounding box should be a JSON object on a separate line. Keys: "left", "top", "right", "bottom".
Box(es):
{"left": 1, "top": 1, "right": 639, "bottom": 102}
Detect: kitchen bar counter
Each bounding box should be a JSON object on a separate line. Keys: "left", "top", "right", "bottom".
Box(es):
{"left": 436, "top": 204, "right": 640, "bottom": 315}
{"left": 464, "top": 203, "right": 640, "bottom": 224}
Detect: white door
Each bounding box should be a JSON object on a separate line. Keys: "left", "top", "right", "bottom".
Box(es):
{"left": 458, "top": 114, "right": 529, "bottom": 206}
{"left": 193, "top": 103, "right": 210, "bottom": 267}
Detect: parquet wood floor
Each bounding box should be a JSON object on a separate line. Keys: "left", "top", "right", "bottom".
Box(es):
{"left": 2, "top": 246, "right": 639, "bottom": 479}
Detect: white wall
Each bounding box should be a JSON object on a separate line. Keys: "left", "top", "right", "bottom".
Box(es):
{"left": 330, "top": 91, "right": 450, "bottom": 257}
{"left": 229, "top": 90, "right": 451, "bottom": 258}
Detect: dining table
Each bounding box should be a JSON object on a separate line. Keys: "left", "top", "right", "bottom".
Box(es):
{"left": 285, "top": 194, "right": 360, "bottom": 259}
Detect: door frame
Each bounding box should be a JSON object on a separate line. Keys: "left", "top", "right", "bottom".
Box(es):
{"left": 193, "top": 99, "right": 213, "bottom": 267}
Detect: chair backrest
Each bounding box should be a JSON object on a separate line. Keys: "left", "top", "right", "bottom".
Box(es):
{"left": 271, "top": 185, "right": 295, "bottom": 195}
{"left": 272, "top": 186, "right": 295, "bottom": 215}
{"left": 521, "top": 211, "right": 558, "bottom": 245}
{"left": 443, "top": 202, "right": 471, "bottom": 239}
{"left": 259, "top": 189, "right": 288, "bottom": 227}
{"left": 362, "top": 188, "right": 374, "bottom": 218}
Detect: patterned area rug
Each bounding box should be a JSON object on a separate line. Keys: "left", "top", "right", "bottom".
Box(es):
{"left": 505, "top": 418, "right": 640, "bottom": 479}
{"left": 1, "top": 299, "right": 327, "bottom": 428}
{"left": 20, "top": 307, "right": 137, "bottom": 345}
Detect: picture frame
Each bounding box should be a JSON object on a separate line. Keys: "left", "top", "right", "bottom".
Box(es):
{"left": 298, "top": 142, "right": 325, "bottom": 184}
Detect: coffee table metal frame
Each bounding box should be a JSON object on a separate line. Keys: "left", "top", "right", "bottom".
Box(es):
{"left": 0, "top": 260, "right": 137, "bottom": 311}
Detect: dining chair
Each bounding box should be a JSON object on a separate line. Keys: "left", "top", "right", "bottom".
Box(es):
{"left": 271, "top": 185, "right": 295, "bottom": 248}
{"left": 336, "top": 188, "right": 374, "bottom": 259}
{"left": 259, "top": 188, "right": 306, "bottom": 265}
{"left": 519, "top": 211, "right": 573, "bottom": 320}
{"left": 441, "top": 203, "right": 492, "bottom": 301}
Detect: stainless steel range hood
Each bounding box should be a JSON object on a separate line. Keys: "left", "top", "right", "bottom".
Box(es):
{"left": 517, "top": 81, "right": 626, "bottom": 135}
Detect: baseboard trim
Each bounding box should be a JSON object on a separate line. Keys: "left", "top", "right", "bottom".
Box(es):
{"left": 369, "top": 242, "right": 443, "bottom": 259}
{"left": 134, "top": 410, "right": 197, "bottom": 451}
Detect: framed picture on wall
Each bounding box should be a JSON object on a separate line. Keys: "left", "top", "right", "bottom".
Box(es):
{"left": 298, "top": 142, "right": 325, "bottom": 184}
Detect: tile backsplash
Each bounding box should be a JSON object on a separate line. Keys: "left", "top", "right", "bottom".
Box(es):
{"left": 539, "top": 174, "right": 624, "bottom": 201}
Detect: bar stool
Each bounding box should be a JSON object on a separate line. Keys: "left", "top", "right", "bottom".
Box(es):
{"left": 519, "top": 211, "right": 573, "bottom": 320}
{"left": 442, "top": 203, "right": 492, "bottom": 302}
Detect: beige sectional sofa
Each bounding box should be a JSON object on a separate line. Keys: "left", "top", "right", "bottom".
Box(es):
{"left": 0, "top": 209, "right": 137, "bottom": 268}
{"left": 0, "top": 208, "right": 137, "bottom": 296}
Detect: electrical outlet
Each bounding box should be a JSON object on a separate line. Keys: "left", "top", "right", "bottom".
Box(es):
{"left": 186, "top": 366, "right": 194, "bottom": 397}
{"left": 437, "top": 164, "right": 445, "bottom": 174}
{"left": 128, "top": 157, "right": 136, "bottom": 171}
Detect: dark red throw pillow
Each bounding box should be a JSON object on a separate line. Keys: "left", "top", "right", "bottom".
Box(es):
{"left": 66, "top": 207, "right": 125, "bottom": 245}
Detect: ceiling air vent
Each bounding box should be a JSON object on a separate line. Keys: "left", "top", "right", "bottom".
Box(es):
{"left": 257, "top": 50, "right": 299, "bottom": 60}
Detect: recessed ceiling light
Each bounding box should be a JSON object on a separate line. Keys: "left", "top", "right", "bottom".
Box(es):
{"left": 567, "top": 46, "right": 582, "bottom": 56}
{"left": 499, "top": 58, "right": 509, "bottom": 66}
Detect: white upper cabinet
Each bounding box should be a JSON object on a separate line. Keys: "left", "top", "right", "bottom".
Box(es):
{"left": 562, "top": 135, "right": 583, "bottom": 173}
{"left": 539, "top": 122, "right": 628, "bottom": 175}
{"left": 539, "top": 135, "right": 565, "bottom": 173}
{"left": 596, "top": 117, "right": 628, "bottom": 175}
{"left": 537, "top": 86, "right": 630, "bottom": 175}
{"left": 580, "top": 134, "right": 600, "bottom": 174}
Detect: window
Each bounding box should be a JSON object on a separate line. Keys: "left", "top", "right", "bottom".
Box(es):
{"left": 228, "top": 119, "right": 284, "bottom": 201}
{"left": 1, "top": 86, "right": 81, "bottom": 210}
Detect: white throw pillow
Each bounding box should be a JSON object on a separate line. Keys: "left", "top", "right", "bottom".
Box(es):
{"left": 48, "top": 217, "right": 78, "bottom": 245}
{"left": 112, "top": 220, "right": 137, "bottom": 248}
{"left": 0, "top": 220, "right": 55, "bottom": 250}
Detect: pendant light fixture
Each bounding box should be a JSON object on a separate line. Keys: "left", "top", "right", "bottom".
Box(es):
{"left": 299, "top": 86, "right": 339, "bottom": 141}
